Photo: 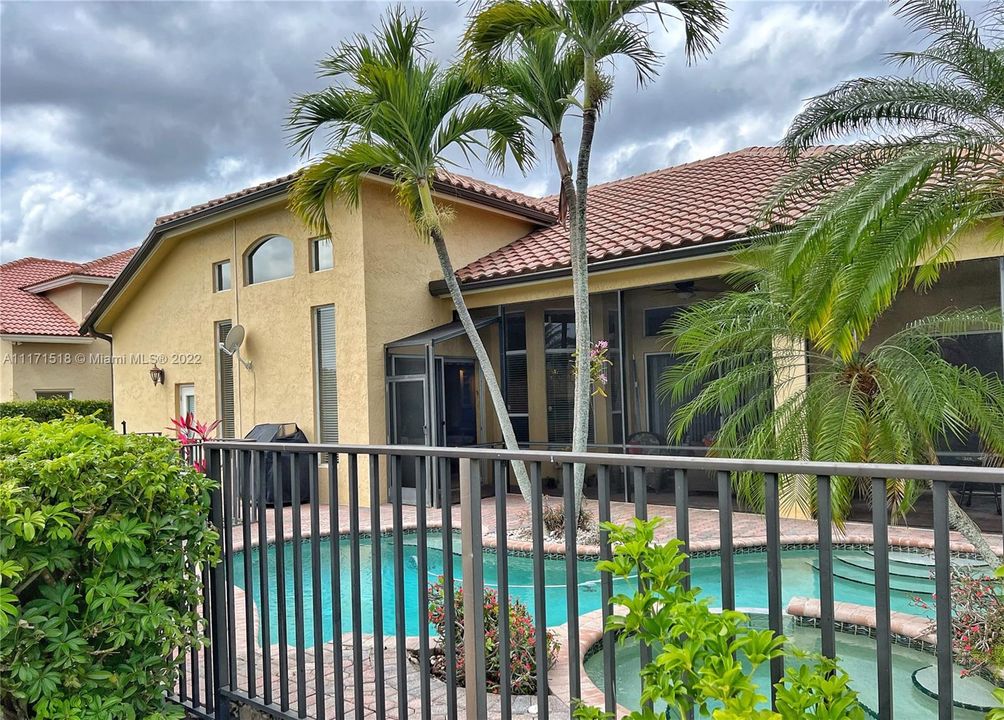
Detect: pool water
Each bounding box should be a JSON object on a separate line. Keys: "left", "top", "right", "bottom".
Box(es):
{"left": 233, "top": 531, "right": 934, "bottom": 645}
{"left": 583, "top": 617, "right": 987, "bottom": 719}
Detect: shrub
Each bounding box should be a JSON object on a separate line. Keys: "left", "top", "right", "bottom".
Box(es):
{"left": 541, "top": 501, "right": 592, "bottom": 534}
{"left": 0, "top": 398, "right": 113, "bottom": 426}
{"left": 0, "top": 416, "right": 219, "bottom": 719}
{"left": 428, "top": 579, "right": 559, "bottom": 695}
{"left": 575, "top": 518, "right": 866, "bottom": 720}
{"left": 915, "top": 565, "right": 1004, "bottom": 677}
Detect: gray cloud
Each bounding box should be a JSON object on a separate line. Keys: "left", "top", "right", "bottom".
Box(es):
{"left": 0, "top": 0, "right": 975, "bottom": 262}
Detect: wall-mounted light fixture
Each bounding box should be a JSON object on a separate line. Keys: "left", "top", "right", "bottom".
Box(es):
{"left": 149, "top": 364, "right": 165, "bottom": 386}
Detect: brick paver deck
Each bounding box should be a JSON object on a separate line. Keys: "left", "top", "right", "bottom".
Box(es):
{"left": 200, "top": 495, "right": 1002, "bottom": 719}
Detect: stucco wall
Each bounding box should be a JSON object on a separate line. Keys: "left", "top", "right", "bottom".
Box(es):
{"left": 102, "top": 180, "right": 536, "bottom": 504}
{"left": 0, "top": 337, "right": 113, "bottom": 401}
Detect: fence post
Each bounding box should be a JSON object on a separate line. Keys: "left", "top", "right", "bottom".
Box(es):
{"left": 207, "top": 445, "right": 231, "bottom": 718}
{"left": 460, "top": 458, "right": 488, "bottom": 720}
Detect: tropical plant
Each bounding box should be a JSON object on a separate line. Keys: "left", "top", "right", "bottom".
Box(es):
{"left": 428, "top": 578, "right": 559, "bottom": 694}
{"left": 659, "top": 250, "right": 1004, "bottom": 567}
{"left": 761, "top": 0, "right": 1004, "bottom": 358}
{"left": 914, "top": 565, "right": 1004, "bottom": 677}
{"left": 168, "top": 413, "right": 221, "bottom": 474}
{"left": 465, "top": 0, "right": 728, "bottom": 516}
{"left": 286, "top": 9, "right": 536, "bottom": 500}
{"left": 574, "top": 518, "right": 866, "bottom": 720}
{"left": 0, "top": 415, "right": 219, "bottom": 719}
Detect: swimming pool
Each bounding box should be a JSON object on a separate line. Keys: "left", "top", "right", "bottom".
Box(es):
{"left": 233, "top": 530, "right": 935, "bottom": 645}
{"left": 583, "top": 615, "right": 994, "bottom": 719}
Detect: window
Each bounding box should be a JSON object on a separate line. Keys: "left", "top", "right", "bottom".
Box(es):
{"left": 644, "top": 306, "right": 682, "bottom": 337}
{"left": 36, "top": 390, "right": 71, "bottom": 399}
{"left": 178, "top": 384, "right": 196, "bottom": 418}
{"left": 938, "top": 331, "right": 1003, "bottom": 454}
{"left": 246, "top": 235, "right": 294, "bottom": 284}
{"left": 213, "top": 260, "right": 231, "bottom": 292}
{"left": 311, "top": 236, "right": 334, "bottom": 272}
{"left": 314, "top": 305, "right": 339, "bottom": 443}
{"left": 607, "top": 309, "right": 624, "bottom": 445}
{"left": 646, "top": 352, "right": 720, "bottom": 446}
{"left": 544, "top": 310, "right": 576, "bottom": 444}
{"left": 503, "top": 312, "right": 529, "bottom": 443}
{"left": 215, "top": 321, "right": 236, "bottom": 438}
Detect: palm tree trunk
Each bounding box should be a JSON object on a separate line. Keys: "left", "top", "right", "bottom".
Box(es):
{"left": 946, "top": 490, "right": 1000, "bottom": 569}
{"left": 418, "top": 180, "right": 532, "bottom": 502}
{"left": 569, "top": 60, "right": 599, "bottom": 518}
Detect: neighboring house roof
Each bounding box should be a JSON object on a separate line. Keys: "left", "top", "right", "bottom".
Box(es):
{"left": 154, "top": 168, "right": 557, "bottom": 226}
{"left": 1, "top": 249, "right": 137, "bottom": 337}
{"left": 454, "top": 146, "right": 827, "bottom": 285}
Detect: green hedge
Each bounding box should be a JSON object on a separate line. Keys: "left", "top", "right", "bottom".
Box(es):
{"left": 0, "top": 398, "right": 112, "bottom": 426}
{"left": 0, "top": 416, "right": 218, "bottom": 719}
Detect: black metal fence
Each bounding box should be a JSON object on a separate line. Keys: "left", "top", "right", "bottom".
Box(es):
{"left": 170, "top": 441, "right": 1004, "bottom": 720}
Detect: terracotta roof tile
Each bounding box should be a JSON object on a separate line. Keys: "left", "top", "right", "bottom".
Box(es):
{"left": 154, "top": 169, "right": 556, "bottom": 226}
{"left": 1, "top": 249, "right": 136, "bottom": 336}
{"left": 456, "top": 146, "right": 830, "bottom": 283}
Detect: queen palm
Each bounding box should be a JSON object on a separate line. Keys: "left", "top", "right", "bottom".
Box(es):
{"left": 465, "top": 0, "right": 727, "bottom": 516}
{"left": 286, "top": 9, "right": 535, "bottom": 501}
{"left": 761, "top": 0, "right": 1004, "bottom": 359}
{"left": 660, "top": 251, "right": 1004, "bottom": 567}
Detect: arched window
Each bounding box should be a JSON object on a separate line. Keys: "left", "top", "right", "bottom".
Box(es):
{"left": 246, "top": 235, "right": 294, "bottom": 284}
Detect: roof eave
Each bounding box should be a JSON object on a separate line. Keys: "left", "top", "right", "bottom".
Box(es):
{"left": 82, "top": 171, "right": 555, "bottom": 335}
{"left": 428, "top": 237, "right": 747, "bottom": 297}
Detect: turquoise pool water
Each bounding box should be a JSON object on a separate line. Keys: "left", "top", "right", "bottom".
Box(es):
{"left": 583, "top": 616, "right": 988, "bottom": 719}
{"left": 233, "top": 531, "right": 934, "bottom": 645}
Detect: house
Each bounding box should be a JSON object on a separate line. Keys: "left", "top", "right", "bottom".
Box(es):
{"left": 1, "top": 248, "right": 135, "bottom": 402}
{"left": 79, "top": 147, "right": 1003, "bottom": 505}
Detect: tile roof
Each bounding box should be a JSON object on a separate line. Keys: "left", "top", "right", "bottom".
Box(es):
{"left": 154, "top": 168, "right": 556, "bottom": 226}
{"left": 1, "top": 248, "right": 136, "bottom": 336}
{"left": 456, "top": 146, "right": 828, "bottom": 283}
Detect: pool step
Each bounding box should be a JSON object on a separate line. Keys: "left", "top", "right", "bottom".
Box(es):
{"left": 870, "top": 550, "right": 990, "bottom": 572}
{"left": 835, "top": 554, "right": 936, "bottom": 581}
{"left": 810, "top": 562, "right": 934, "bottom": 596}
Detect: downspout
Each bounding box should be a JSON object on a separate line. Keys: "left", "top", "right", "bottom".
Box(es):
{"left": 88, "top": 330, "right": 115, "bottom": 427}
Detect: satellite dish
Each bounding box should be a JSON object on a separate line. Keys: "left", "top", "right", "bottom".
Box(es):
{"left": 219, "top": 324, "right": 252, "bottom": 370}
{"left": 223, "top": 325, "right": 245, "bottom": 354}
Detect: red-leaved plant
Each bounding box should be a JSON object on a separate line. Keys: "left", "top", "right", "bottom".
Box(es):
{"left": 168, "top": 413, "right": 221, "bottom": 473}
{"left": 428, "top": 579, "right": 559, "bottom": 695}
{"left": 913, "top": 567, "right": 1004, "bottom": 677}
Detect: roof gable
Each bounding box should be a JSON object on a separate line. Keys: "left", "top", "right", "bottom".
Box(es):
{"left": 1, "top": 249, "right": 136, "bottom": 337}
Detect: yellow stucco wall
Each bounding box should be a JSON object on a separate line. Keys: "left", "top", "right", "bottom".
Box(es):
{"left": 99, "top": 179, "right": 536, "bottom": 504}
{"left": 0, "top": 337, "right": 113, "bottom": 401}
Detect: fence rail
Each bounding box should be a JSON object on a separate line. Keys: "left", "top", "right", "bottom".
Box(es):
{"left": 170, "top": 441, "right": 1004, "bottom": 720}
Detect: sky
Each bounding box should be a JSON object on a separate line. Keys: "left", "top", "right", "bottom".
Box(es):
{"left": 0, "top": 0, "right": 976, "bottom": 263}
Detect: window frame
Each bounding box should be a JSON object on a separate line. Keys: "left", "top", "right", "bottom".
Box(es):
{"left": 313, "top": 304, "right": 339, "bottom": 443}
{"left": 503, "top": 311, "right": 529, "bottom": 443}
{"left": 213, "top": 260, "right": 232, "bottom": 292}
{"left": 245, "top": 235, "right": 294, "bottom": 285}
{"left": 35, "top": 389, "right": 72, "bottom": 400}
{"left": 310, "top": 236, "right": 334, "bottom": 273}
{"left": 643, "top": 306, "right": 683, "bottom": 337}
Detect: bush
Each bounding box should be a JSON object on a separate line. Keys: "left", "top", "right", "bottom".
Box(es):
{"left": 428, "top": 579, "right": 559, "bottom": 695}
{"left": 915, "top": 565, "right": 1004, "bottom": 677}
{"left": 575, "top": 518, "right": 866, "bottom": 720}
{"left": 0, "top": 416, "right": 218, "bottom": 719}
{"left": 0, "top": 398, "right": 113, "bottom": 426}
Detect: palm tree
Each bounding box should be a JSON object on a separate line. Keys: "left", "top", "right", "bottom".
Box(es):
{"left": 660, "top": 251, "right": 1004, "bottom": 567}
{"left": 761, "top": 0, "right": 1004, "bottom": 359}
{"left": 286, "top": 9, "right": 535, "bottom": 501}
{"left": 465, "top": 0, "right": 728, "bottom": 516}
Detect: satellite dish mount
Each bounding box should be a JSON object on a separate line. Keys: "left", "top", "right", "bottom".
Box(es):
{"left": 219, "top": 324, "right": 253, "bottom": 370}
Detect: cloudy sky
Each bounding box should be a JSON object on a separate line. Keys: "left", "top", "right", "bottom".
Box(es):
{"left": 0, "top": 0, "right": 973, "bottom": 262}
